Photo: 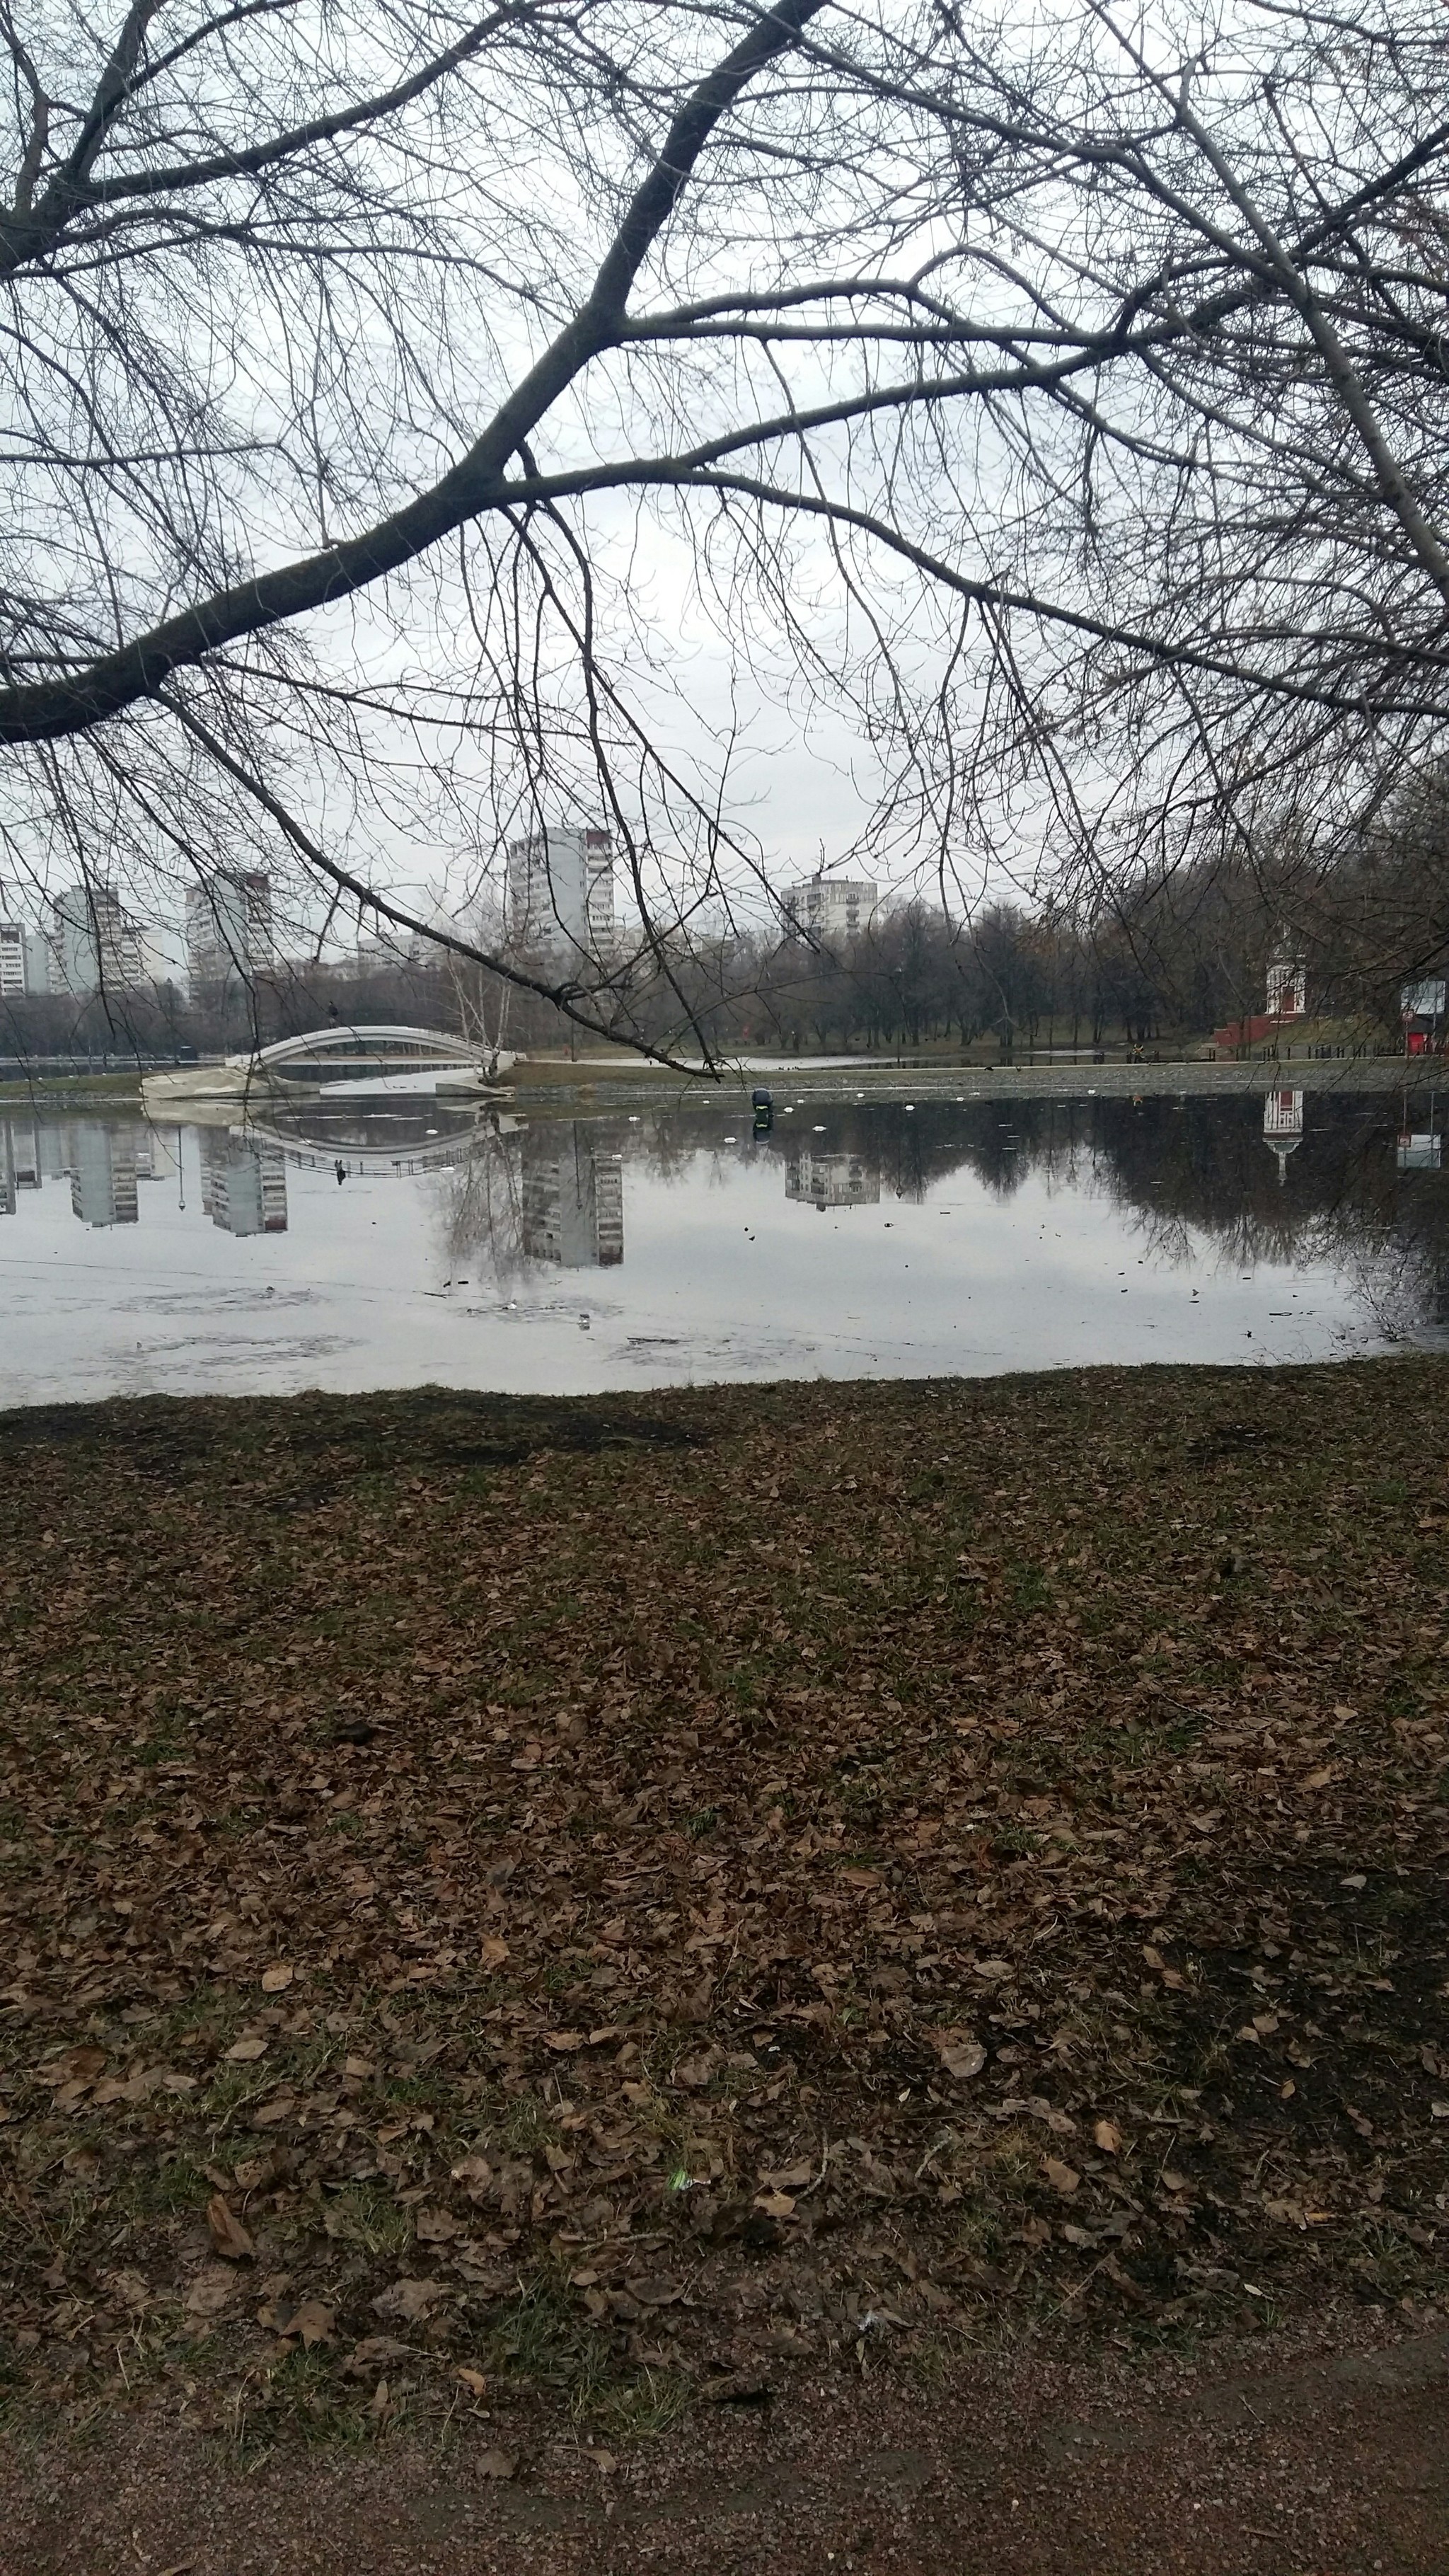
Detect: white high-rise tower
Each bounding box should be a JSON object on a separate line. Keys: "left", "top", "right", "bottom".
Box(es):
{"left": 505, "top": 828, "right": 613, "bottom": 968}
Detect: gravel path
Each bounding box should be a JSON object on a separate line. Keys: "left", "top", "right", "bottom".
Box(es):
{"left": 6, "top": 2313, "right": 1446, "bottom": 2575}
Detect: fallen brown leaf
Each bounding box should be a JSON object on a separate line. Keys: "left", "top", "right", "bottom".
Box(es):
{"left": 931, "top": 2031, "right": 986, "bottom": 2081}
{"left": 450, "top": 2154, "right": 493, "bottom": 2197}
{"left": 283, "top": 2297, "right": 335, "bottom": 2348}
{"left": 371, "top": 2277, "right": 447, "bottom": 2325}
{"left": 183, "top": 2265, "right": 236, "bottom": 2318}
{"left": 205, "top": 2194, "right": 254, "bottom": 2261}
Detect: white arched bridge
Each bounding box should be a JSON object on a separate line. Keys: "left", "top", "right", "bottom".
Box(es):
{"left": 244, "top": 1023, "right": 509, "bottom": 1085}
{"left": 142, "top": 1023, "right": 516, "bottom": 1110}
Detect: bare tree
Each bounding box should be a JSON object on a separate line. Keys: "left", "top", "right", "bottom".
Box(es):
{"left": 4, "top": 0, "right": 1449, "bottom": 1064}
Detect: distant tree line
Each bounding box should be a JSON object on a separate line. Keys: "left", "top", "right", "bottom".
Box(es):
{"left": 4, "top": 756, "right": 1445, "bottom": 1068}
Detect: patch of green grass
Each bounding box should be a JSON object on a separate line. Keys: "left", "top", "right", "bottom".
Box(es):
{"left": 1162, "top": 1716, "right": 1206, "bottom": 1752}
{"left": 197, "top": 2064, "right": 279, "bottom": 2127}
{"left": 495, "top": 2091, "right": 560, "bottom": 2156}
{"left": 112, "top": 2149, "right": 209, "bottom": 2221}
{"left": 951, "top": 2200, "right": 1010, "bottom": 2262}
{"left": 244, "top": 2344, "right": 383, "bottom": 2451}
{"left": 131, "top": 1730, "right": 187, "bottom": 1767}
{"left": 592, "top": 2362, "right": 691, "bottom": 2439}
{"left": 1008, "top": 1563, "right": 1052, "bottom": 1614}
{"left": 379, "top": 2071, "right": 447, "bottom": 2108}
{"left": 904, "top": 2333, "right": 955, "bottom": 2388}
{"left": 838, "top": 1778, "right": 884, "bottom": 1823}
{"left": 476, "top": 2273, "right": 613, "bottom": 2405}
{"left": 321, "top": 2180, "right": 415, "bottom": 2258}
{"left": 993, "top": 1825, "right": 1041, "bottom": 1857}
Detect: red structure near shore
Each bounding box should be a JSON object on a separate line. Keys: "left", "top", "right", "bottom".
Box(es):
{"left": 1213, "top": 1009, "right": 1283, "bottom": 1048}
{"left": 1216, "top": 932, "right": 1309, "bottom": 1049}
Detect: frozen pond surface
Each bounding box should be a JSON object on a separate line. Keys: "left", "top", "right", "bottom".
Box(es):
{"left": 1, "top": 1084, "right": 1445, "bottom": 1403}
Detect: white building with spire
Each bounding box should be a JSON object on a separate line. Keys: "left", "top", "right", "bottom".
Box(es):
{"left": 1266, "top": 933, "right": 1307, "bottom": 1020}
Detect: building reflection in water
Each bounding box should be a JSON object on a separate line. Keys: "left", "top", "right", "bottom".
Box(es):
{"left": 69, "top": 1123, "right": 140, "bottom": 1226}
{"left": 785, "top": 1147, "right": 880, "bottom": 1209}
{"left": 200, "top": 1129, "right": 288, "bottom": 1235}
{"left": 7, "top": 1117, "right": 40, "bottom": 1197}
{"left": 1262, "top": 1088, "right": 1305, "bottom": 1185}
{"left": 0, "top": 1112, "right": 286, "bottom": 1236}
{"left": 521, "top": 1127, "right": 623, "bottom": 1266}
{"left": 0, "top": 1088, "right": 1445, "bottom": 1342}
{"left": 0, "top": 1117, "right": 168, "bottom": 1228}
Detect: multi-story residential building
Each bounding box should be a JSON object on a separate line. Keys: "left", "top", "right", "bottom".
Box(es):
{"left": 0, "top": 883, "right": 51, "bottom": 996}
{"left": 506, "top": 827, "right": 613, "bottom": 967}
{"left": 779, "top": 866, "right": 877, "bottom": 943}
{"left": 356, "top": 928, "right": 427, "bottom": 972}
{"left": 48, "top": 882, "right": 146, "bottom": 996}
{"left": 185, "top": 870, "right": 274, "bottom": 990}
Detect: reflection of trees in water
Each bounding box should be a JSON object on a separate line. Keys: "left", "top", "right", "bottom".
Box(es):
{"left": 1334, "top": 1219, "right": 1448, "bottom": 1341}
{"left": 635, "top": 1100, "right": 1074, "bottom": 1202}
{"left": 1092, "top": 1094, "right": 1446, "bottom": 1320}
{"left": 437, "top": 1119, "right": 626, "bottom": 1277}
{"left": 428, "top": 1091, "right": 1449, "bottom": 1338}
{"left": 435, "top": 1120, "right": 529, "bottom": 1282}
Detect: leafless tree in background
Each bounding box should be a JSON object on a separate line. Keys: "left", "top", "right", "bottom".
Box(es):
{"left": 4, "top": 0, "right": 1449, "bottom": 1066}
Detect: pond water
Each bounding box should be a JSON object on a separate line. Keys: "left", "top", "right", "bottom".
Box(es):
{"left": 1, "top": 1085, "right": 1445, "bottom": 1403}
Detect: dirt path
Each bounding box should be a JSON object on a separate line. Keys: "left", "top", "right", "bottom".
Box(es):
{"left": 5, "top": 2316, "right": 1447, "bottom": 2576}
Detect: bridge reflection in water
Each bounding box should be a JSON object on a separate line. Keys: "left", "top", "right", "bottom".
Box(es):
{"left": 240, "top": 1102, "right": 629, "bottom": 1273}
{"left": 238, "top": 1096, "right": 523, "bottom": 1179}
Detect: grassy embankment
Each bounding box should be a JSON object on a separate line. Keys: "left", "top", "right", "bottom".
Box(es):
{"left": 0, "top": 1072, "right": 145, "bottom": 1112}
{"left": 0, "top": 1359, "right": 1445, "bottom": 2449}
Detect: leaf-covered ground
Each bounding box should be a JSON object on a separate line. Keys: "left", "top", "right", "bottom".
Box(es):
{"left": 1, "top": 1359, "right": 1446, "bottom": 2450}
